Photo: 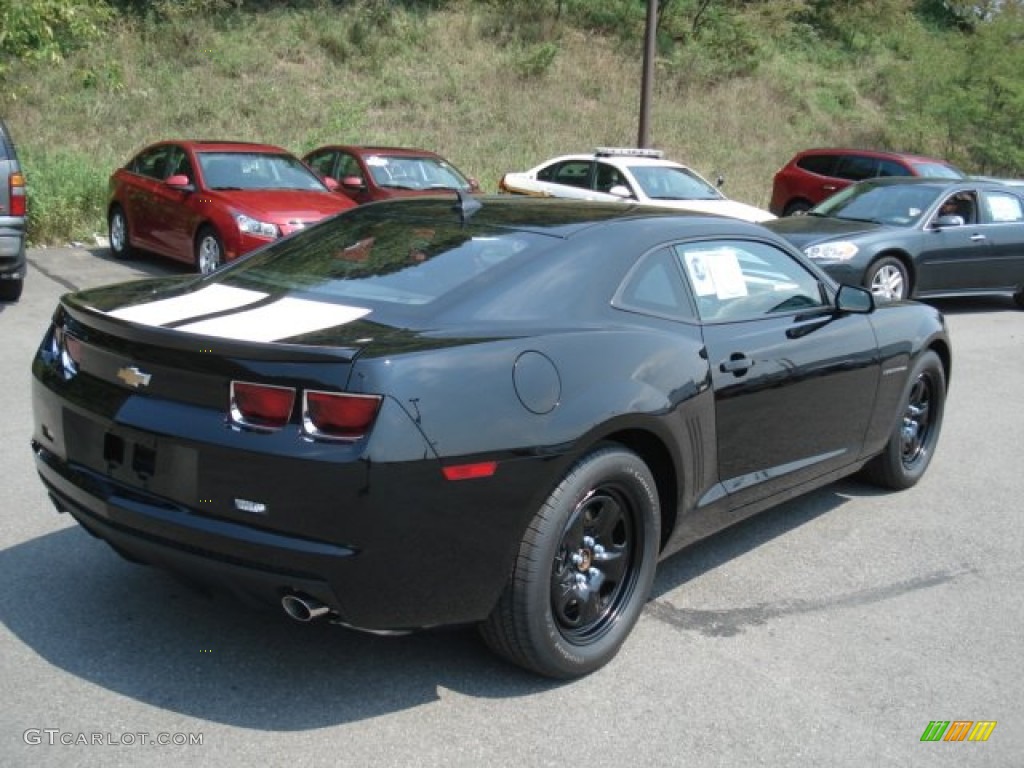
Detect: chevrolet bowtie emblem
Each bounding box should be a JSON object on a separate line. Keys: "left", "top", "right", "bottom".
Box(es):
{"left": 117, "top": 366, "right": 152, "bottom": 388}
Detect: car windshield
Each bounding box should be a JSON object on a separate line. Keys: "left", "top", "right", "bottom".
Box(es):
{"left": 366, "top": 155, "right": 472, "bottom": 191}
{"left": 909, "top": 161, "right": 964, "bottom": 180}
{"left": 199, "top": 152, "right": 327, "bottom": 192}
{"left": 811, "top": 182, "right": 944, "bottom": 227}
{"left": 221, "top": 208, "right": 545, "bottom": 308}
{"left": 628, "top": 165, "right": 722, "bottom": 201}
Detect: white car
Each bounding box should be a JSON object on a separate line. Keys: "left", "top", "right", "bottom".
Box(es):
{"left": 498, "top": 148, "right": 774, "bottom": 223}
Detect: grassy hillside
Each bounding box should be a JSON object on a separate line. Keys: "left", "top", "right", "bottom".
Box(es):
{"left": 1, "top": 1, "right": 1008, "bottom": 244}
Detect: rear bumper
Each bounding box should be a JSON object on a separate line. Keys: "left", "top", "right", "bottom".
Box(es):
{"left": 35, "top": 443, "right": 357, "bottom": 618}
{"left": 0, "top": 222, "right": 26, "bottom": 278}
{"left": 31, "top": 430, "right": 546, "bottom": 631}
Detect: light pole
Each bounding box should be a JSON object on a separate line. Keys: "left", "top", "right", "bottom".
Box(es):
{"left": 638, "top": 0, "right": 658, "bottom": 147}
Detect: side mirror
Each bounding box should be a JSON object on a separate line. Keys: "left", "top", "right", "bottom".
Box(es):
{"left": 933, "top": 214, "right": 964, "bottom": 228}
{"left": 836, "top": 284, "right": 875, "bottom": 313}
{"left": 715, "top": 174, "right": 725, "bottom": 188}
{"left": 341, "top": 175, "right": 366, "bottom": 191}
{"left": 468, "top": 178, "right": 481, "bottom": 193}
{"left": 323, "top": 176, "right": 340, "bottom": 192}
{"left": 608, "top": 184, "right": 633, "bottom": 199}
{"left": 165, "top": 174, "right": 193, "bottom": 191}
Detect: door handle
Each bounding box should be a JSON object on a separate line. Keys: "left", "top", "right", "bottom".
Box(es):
{"left": 719, "top": 353, "right": 754, "bottom": 376}
{"left": 970, "top": 234, "right": 987, "bottom": 242}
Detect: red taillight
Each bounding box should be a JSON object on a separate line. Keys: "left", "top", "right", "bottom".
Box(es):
{"left": 9, "top": 171, "right": 26, "bottom": 217}
{"left": 230, "top": 381, "right": 295, "bottom": 430}
{"left": 303, "top": 390, "right": 381, "bottom": 440}
{"left": 442, "top": 462, "right": 498, "bottom": 481}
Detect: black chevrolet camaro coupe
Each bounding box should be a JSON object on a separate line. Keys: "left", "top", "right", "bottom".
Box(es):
{"left": 765, "top": 177, "right": 1024, "bottom": 306}
{"left": 31, "top": 195, "right": 950, "bottom": 678}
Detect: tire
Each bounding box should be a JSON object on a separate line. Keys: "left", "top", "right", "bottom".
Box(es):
{"left": 480, "top": 445, "right": 660, "bottom": 678}
{"left": 194, "top": 226, "right": 223, "bottom": 274}
{"left": 1014, "top": 287, "right": 1024, "bottom": 309}
{"left": 0, "top": 278, "right": 23, "bottom": 302}
{"left": 783, "top": 200, "right": 811, "bottom": 216}
{"left": 108, "top": 205, "right": 133, "bottom": 260}
{"left": 865, "top": 256, "right": 909, "bottom": 301}
{"left": 861, "top": 350, "right": 946, "bottom": 490}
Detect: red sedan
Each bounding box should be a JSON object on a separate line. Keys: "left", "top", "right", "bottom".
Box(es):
{"left": 303, "top": 145, "right": 479, "bottom": 205}
{"left": 108, "top": 140, "right": 355, "bottom": 273}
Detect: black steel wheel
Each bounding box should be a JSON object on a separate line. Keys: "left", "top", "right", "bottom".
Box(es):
{"left": 108, "top": 205, "right": 133, "bottom": 260}
{"left": 480, "top": 445, "right": 660, "bottom": 678}
{"left": 861, "top": 350, "right": 946, "bottom": 490}
{"left": 865, "top": 256, "right": 909, "bottom": 301}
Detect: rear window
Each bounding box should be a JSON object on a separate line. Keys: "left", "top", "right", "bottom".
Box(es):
{"left": 222, "top": 209, "right": 550, "bottom": 308}
{"left": 0, "top": 121, "right": 14, "bottom": 161}
{"left": 910, "top": 162, "right": 963, "bottom": 179}
{"left": 795, "top": 154, "right": 838, "bottom": 176}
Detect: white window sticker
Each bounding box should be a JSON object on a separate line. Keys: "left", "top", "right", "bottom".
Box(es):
{"left": 684, "top": 248, "right": 748, "bottom": 299}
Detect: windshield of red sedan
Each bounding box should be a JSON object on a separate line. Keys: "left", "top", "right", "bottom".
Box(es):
{"left": 366, "top": 155, "right": 472, "bottom": 191}
{"left": 198, "top": 152, "right": 327, "bottom": 192}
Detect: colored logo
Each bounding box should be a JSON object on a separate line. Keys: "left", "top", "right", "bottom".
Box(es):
{"left": 116, "top": 366, "right": 152, "bottom": 389}
{"left": 920, "top": 720, "right": 997, "bottom": 742}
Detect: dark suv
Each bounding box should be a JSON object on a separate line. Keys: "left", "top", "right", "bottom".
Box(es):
{"left": 0, "top": 119, "right": 27, "bottom": 302}
{"left": 770, "top": 148, "right": 963, "bottom": 217}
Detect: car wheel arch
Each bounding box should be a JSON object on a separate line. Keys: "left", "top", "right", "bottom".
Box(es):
{"left": 570, "top": 428, "right": 679, "bottom": 552}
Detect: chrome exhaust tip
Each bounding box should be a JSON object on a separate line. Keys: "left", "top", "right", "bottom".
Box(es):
{"left": 281, "top": 593, "right": 330, "bottom": 622}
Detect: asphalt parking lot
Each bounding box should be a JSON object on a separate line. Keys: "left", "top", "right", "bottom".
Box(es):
{"left": 2, "top": 246, "right": 1021, "bottom": 768}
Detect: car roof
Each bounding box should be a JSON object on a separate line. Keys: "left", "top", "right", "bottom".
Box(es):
{"left": 356, "top": 194, "right": 767, "bottom": 240}
{"left": 794, "top": 147, "right": 953, "bottom": 164}
{"left": 536, "top": 152, "right": 690, "bottom": 170}
{"left": 146, "top": 140, "right": 292, "bottom": 154}
{"left": 857, "top": 177, "right": 1010, "bottom": 191}
{"left": 307, "top": 145, "right": 446, "bottom": 158}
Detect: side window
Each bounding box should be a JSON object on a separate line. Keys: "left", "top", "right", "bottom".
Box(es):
{"left": 164, "top": 147, "right": 193, "bottom": 180}
{"left": 676, "top": 240, "right": 825, "bottom": 322}
{"left": 538, "top": 161, "right": 592, "bottom": 189}
{"left": 836, "top": 155, "right": 879, "bottom": 182}
{"left": 796, "top": 154, "right": 838, "bottom": 177}
{"left": 337, "top": 153, "right": 362, "bottom": 179}
{"left": 934, "top": 192, "right": 978, "bottom": 225}
{"left": 982, "top": 191, "right": 1024, "bottom": 223}
{"left": 613, "top": 247, "right": 694, "bottom": 321}
{"left": 133, "top": 146, "right": 174, "bottom": 180}
{"left": 306, "top": 151, "right": 336, "bottom": 179}
{"left": 877, "top": 159, "right": 911, "bottom": 177}
{"left": 595, "top": 162, "right": 628, "bottom": 193}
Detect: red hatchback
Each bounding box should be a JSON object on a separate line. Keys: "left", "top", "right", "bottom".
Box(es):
{"left": 303, "top": 145, "right": 479, "bottom": 205}
{"left": 108, "top": 140, "right": 356, "bottom": 273}
{"left": 770, "top": 148, "right": 963, "bottom": 217}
